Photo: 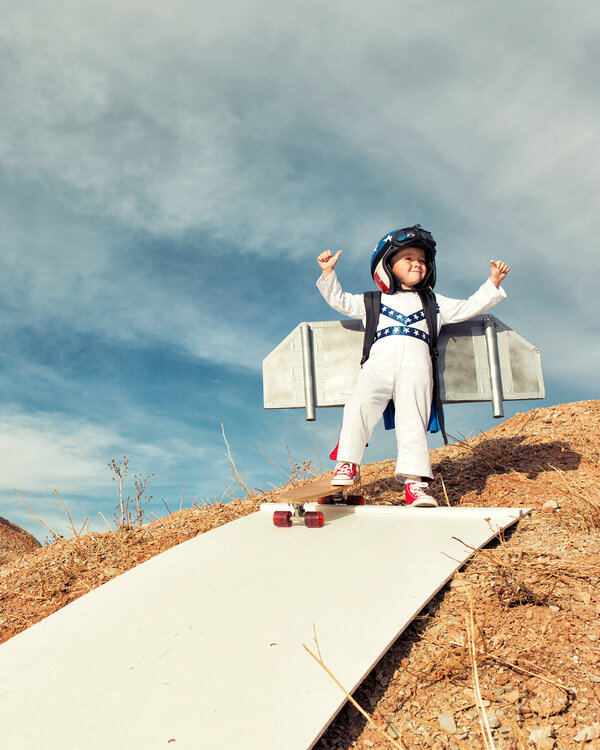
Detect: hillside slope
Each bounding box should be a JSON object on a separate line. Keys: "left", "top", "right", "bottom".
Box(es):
{"left": 1, "top": 400, "right": 599, "bottom": 749}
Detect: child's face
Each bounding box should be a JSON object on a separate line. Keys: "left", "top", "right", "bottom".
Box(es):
{"left": 390, "top": 247, "right": 428, "bottom": 289}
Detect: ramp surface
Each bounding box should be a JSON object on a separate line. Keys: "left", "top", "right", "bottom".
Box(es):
{"left": 0, "top": 505, "right": 528, "bottom": 749}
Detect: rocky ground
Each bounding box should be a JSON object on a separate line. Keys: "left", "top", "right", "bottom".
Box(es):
{"left": 1, "top": 400, "right": 599, "bottom": 749}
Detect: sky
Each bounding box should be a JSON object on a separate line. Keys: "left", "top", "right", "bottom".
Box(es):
{"left": 0, "top": 0, "right": 598, "bottom": 540}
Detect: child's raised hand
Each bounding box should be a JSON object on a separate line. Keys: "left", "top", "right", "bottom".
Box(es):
{"left": 317, "top": 249, "right": 342, "bottom": 279}
{"left": 489, "top": 259, "right": 510, "bottom": 288}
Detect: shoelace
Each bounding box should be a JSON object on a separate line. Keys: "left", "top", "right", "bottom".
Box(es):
{"left": 336, "top": 463, "right": 355, "bottom": 476}
{"left": 406, "top": 482, "right": 429, "bottom": 495}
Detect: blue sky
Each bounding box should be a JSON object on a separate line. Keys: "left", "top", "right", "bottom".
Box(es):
{"left": 1, "top": 0, "right": 598, "bottom": 539}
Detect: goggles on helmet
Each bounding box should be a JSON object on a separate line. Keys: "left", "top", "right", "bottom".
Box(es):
{"left": 388, "top": 226, "right": 435, "bottom": 249}
{"left": 371, "top": 224, "right": 437, "bottom": 294}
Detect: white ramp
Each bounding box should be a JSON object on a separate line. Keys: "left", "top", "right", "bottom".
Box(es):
{"left": 0, "top": 505, "right": 528, "bottom": 749}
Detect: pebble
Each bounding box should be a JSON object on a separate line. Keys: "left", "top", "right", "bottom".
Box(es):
{"left": 529, "top": 726, "right": 554, "bottom": 743}
{"left": 542, "top": 500, "right": 558, "bottom": 510}
{"left": 531, "top": 690, "right": 569, "bottom": 717}
{"left": 437, "top": 713, "right": 457, "bottom": 734}
{"left": 574, "top": 724, "right": 600, "bottom": 742}
{"left": 103, "top": 566, "right": 122, "bottom": 577}
{"left": 486, "top": 711, "right": 501, "bottom": 729}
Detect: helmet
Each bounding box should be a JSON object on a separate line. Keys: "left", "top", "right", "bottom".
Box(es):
{"left": 370, "top": 224, "right": 437, "bottom": 293}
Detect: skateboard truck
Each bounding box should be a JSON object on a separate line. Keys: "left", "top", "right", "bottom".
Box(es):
{"left": 273, "top": 503, "right": 324, "bottom": 528}
{"left": 272, "top": 492, "right": 365, "bottom": 528}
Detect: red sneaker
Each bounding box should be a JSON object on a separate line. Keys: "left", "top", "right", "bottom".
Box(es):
{"left": 331, "top": 462, "right": 360, "bottom": 486}
{"left": 405, "top": 481, "right": 438, "bottom": 507}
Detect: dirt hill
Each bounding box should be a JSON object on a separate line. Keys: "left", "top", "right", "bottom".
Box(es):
{"left": 1, "top": 400, "right": 599, "bottom": 749}
{"left": 0, "top": 516, "right": 41, "bottom": 560}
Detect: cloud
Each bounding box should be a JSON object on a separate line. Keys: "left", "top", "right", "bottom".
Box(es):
{"left": 2, "top": 0, "right": 598, "bottom": 262}
{"left": 0, "top": 405, "right": 201, "bottom": 498}
{"left": 2, "top": 0, "right": 594, "bottom": 253}
{"left": 0, "top": 402, "right": 238, "bottom": 537}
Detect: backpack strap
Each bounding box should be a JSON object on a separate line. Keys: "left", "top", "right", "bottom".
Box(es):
{"left": 418, "top": 288, "right": 448, "bottom": 445}
{"left": 361, "top": 290, "right": 381, "bottom": 365}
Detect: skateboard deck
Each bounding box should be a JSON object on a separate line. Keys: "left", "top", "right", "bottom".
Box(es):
{"left": 273, "top": 476, "right": 364, "bottom": 528}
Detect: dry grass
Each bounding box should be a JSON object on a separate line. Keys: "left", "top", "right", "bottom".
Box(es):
{"left": 550, "top": 464, "right": 600, "bottom": 531}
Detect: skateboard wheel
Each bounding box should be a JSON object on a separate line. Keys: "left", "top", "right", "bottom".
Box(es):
{"left": 345, "top": 495, "right": 365, "bottom": 505}
{"left": 273, "top": 510, "right": 293, "bottom": 528}
{"left": 304, "top": 511, "right": 324, "bottom": 528}
{"left": 317, "top": 495, "right": 336, "bottom": 504}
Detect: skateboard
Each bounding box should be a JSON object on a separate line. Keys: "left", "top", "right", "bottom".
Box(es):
{"left": 272, "top": 476, "right": 364, "bottom": 528}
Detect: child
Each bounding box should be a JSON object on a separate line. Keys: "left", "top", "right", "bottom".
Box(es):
{"left": 316, "top": 224, "right": 509, "bottom": 507}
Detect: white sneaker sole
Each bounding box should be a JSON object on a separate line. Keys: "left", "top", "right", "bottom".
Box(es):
{"left": 410, "top": 498, "right": 438, "bottom": 507}
{"left": 331, "top": 477, "right": 358, "bottom": 486}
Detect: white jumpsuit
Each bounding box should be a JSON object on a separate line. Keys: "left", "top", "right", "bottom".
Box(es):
{"left": 317, "top": 272, "right": 507, "bottom": 479}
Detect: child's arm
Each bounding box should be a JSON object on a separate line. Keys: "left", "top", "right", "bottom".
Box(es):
{"left": 317, "top": 249, "right": 343, "bottom": 280}
{"left": 489, "top": 259, "right": 510, "bottom": 288}
{"left": 437, "top": 260, "right": 509, "bottom": 325}
{"left": 316, "top": 249, "right": 366, "bottom": 320}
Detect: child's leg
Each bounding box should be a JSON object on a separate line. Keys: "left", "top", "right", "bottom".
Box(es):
{"left": 392, "top": 364, "right": 434, "bottom": 480}
{"left": 335, "top": 363, "right": 394, "bottom": 465}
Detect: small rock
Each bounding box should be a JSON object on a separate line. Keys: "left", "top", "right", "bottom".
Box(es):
{"left": 437, "top": 713, "right": 457, "bottom": 734}
{"left": 574, "top": 724, "right": 600, "bottom": 742}
{"left": 486, "top": 711, "right": 501, "bottom": 729}
{"left": 588, "top": 634, "right": 598, "bottom": 642}
{"left": 362, "top": 741, "right": 374, "bottom": 747}
{"left": 529, "top": 726, "right": 554, "bottom": 743}
{"left": 103, "top": 566, "right": 122, "bottom": 577}
{"left": 531, "top": 690, "right": 568, "bottom": 716}
{"left": 504, "top": 689, "right": 520, "bottom": 703}
{"left": 549, "top": 605, "right": 560, "bottom": 612}
{"left": 542, "top": 499, "right": 558, "bottom": 510}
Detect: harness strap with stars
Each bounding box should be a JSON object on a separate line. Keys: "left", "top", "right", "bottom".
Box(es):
{"left": 374, "top": 303, "right": 439, "bottom": 346}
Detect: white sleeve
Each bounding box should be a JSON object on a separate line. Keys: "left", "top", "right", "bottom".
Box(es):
{"left": 316, "top": 271, "right": 366, "bottom": 321}
{"left": 437, "top": 279, "right": 507, "bottom": 326}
